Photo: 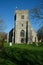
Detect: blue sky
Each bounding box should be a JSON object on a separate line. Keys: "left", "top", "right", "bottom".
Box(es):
{"left": 0, "top": 0, "right": 43, "bottom": 33}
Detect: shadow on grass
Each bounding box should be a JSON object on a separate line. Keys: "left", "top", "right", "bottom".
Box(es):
{"left": 0, "top": 48, "right": 43, "bottom": 65}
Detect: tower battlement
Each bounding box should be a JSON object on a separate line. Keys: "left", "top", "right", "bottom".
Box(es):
{"left": 15, "top": 10, "right": 28, "bottom": 14}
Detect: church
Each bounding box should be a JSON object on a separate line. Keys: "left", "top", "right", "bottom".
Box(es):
{"left": 7, "top": 10, "right": 38, "bottom": 44}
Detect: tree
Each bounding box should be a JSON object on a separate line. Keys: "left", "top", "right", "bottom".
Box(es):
{"left": 0, "top": 19, "right": 6, "bottom": 32}
{"left": 29, "top": 4, "right": 43, "bottom": 26}
{"left": 37, "top": 26, "right": 43, "bottom": 42}
{"left": 0, "top": 19, "right": 7, "bottom": 49}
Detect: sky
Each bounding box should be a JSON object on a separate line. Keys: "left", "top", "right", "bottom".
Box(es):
{"left": 0, "top": 0, "right": 43, "bottom": 33}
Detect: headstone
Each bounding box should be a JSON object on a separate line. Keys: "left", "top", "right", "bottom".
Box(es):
{"left": 10, "top": 42, "right": 12, "bottom": 46}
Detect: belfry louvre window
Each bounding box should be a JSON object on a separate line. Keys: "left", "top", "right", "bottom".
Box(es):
{"left": 20, "top": 30, "right": 25, "bottom": 37}
{"left": 22, "top": 24, "right": 23, "bottom": 26}
{"left": 21, "top": 15, "right": 24, "bottom": 19}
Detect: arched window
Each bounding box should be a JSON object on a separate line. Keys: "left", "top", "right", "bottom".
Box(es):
{"left": 20, "top": 30, "right": 25, "bottom": 37}
{"left": 21, "top": 15, "right": 24, "bottom": 19}
{"left": 35, "top": 37, "right": 36, "bottom": 42}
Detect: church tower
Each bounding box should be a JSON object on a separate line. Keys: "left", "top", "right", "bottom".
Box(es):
{"left": 14, "top": 10, "right": 31, "bottom": 43}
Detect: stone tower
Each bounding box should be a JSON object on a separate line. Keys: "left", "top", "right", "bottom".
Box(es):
{"left": 14, "top": 10, "right": 31, "bottom": 44}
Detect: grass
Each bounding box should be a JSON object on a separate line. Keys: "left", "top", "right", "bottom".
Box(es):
{"left": 0, "top": 42, "right": 43, "bottom": 65}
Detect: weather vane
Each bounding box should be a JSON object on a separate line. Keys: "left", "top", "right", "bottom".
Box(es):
{"left": 16, "top": 6, "right": 18, "bottom": 10}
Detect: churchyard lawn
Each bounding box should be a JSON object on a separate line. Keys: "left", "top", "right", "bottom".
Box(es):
{"left": 0, "top": 42, "right": 43, "bottom": 65}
